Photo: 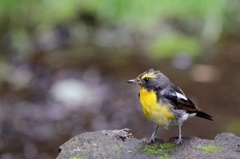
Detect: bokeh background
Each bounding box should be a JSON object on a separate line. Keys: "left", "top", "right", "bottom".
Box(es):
{"left": 1, "top": 0, "right": 240, "bottom": 158}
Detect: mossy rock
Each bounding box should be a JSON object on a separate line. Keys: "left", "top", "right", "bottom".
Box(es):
{"left": 57, "top": 129, "right": 240, "bottom": 159}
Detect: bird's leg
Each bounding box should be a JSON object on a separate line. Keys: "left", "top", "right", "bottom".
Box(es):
{"left": 175, "top": 125, "right": 183, "bottom": 145}
{"left": 150, "top": 126, "right": 159, "bottom": 143}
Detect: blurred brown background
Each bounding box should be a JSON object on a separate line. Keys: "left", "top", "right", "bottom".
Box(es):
{"left": 0, "top": 0, "right": 240, "bottom": 158}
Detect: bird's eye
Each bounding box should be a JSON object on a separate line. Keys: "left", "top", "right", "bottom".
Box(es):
{"left": 144, "top": 77, "right": 149, "bottom": 82}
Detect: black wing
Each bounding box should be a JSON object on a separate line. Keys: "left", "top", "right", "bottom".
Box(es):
{"left": 159, "top": 85, "right": 213, "bottom": 121}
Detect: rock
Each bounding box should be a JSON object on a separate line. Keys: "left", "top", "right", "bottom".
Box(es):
{"left": 57, "top": 128, "right": 240, "bottom": 159}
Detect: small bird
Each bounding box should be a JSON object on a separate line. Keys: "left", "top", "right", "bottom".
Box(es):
{"left": 127, "top": 69, "right": 213, "bottom": 144}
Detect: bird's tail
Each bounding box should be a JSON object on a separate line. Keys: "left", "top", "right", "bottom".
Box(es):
{"left": 196, "top": 111, "right": 213, "bottom": 121}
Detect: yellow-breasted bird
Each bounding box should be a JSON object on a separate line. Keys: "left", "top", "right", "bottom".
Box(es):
{"left": 127, "top": 69, "right": 213, "bottom": 144}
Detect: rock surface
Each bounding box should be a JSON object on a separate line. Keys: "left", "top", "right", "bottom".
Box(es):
{"left": 57, "top": 128, "right": 240, "bottom": 159}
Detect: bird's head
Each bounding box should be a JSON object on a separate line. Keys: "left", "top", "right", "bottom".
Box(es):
{"left": 127, "top": 68, "right": 169, "bottom": 91}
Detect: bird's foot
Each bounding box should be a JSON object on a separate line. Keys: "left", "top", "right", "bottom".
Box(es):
{"left": 145, "top": 135, "right": 157, "bottom": 144}
{"left": 174, "top": 138, "right": 183, "bottom": 145}
{"left": 150, "top": 134, "right": 157, "bottom": 143}
{"left": 150, "top": 138, "right": 155, "bottom": 143}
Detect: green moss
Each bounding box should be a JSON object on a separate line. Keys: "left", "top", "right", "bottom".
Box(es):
{"left": 64, "top": 153, "right": 68, "bottom": 157}
{"left": 113, "top": 144, "right": 122, "bottom": 154}
{"left": 113, "top": 144, "right": 121, "bottom": 150}
{"left": 71, "top": 138, "right": 76, "bottom": 141}
{"left": 144, "top": 142, "right": 175, "bottom": 154}
{"left": 160, "top": 143, "right": 175, "bottom": 149}
{"left": 133, "top": 146, "right": 141, "bottom": 151}
{"left": 144, "top": 144, "right": 162, "bottom": 154}
{"left": 196, "top": 145, "right": 221, "bottom": 153}
{"left": 159, "top": 154, "right": 169, "bottom": 159}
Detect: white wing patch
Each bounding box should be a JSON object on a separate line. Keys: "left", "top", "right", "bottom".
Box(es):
{"left": 176, "top": 92, "right": 188, "bottom": 101}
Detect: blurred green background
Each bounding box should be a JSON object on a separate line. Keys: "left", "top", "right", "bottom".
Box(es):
{"left": 1, "top": 0, "right": 240, "bottom": 158}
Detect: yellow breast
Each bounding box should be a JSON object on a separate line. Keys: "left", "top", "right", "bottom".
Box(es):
{"left": 139, "top": 87, "right": 175, "bottom": 126}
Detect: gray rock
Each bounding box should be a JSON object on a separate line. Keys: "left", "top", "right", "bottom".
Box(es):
{"left": 57, "top": 128, "right": 240, "bottom": 159}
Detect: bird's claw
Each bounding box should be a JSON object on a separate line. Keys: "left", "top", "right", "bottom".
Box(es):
{"left": 175, "top": 138, "right": 183, "bottom": 145}
{"left": 150, "top": 135, "right": 157, "bottom": 143}
{"left": 150, "top": 139, "right": 155, "bottom": 143}
{"left": 145, "top": 135, "right": 157, "bottom": 144}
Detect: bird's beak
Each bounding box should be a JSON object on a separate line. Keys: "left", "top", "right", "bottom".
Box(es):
{"left": 127, "top": 79, "right": 138, "bottom": 85}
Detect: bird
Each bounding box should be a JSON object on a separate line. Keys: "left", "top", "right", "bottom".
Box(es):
{"left": 127, "top": 68, "right": 213, "bottom": 144}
